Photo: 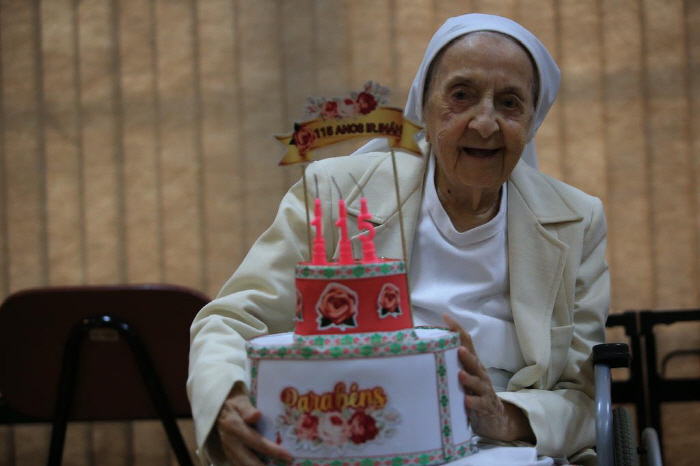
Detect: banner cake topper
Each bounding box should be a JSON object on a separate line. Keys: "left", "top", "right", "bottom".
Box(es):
{"left": 275, "top": 81, "right": 423, "bottom": 165}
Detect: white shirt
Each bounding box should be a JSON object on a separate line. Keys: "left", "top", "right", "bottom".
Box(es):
{"left": 409, "top": 155, "right": 526, "bottom": 392}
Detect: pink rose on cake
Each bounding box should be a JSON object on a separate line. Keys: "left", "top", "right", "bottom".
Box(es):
{"left": 349, "top": 410, "right": 379, "bottom": 444}
{"left": 294, "top": 413, "right": 319, "bottom": 441}
{"left": 316, "top": 283, "right": 358, "bottom": 329}
{"left": 377, "top": 283, "right": 402, "bottom": 317}
{"left": 292, "top": 124, "right": 317, "bottom": 155}
{"left": 318, "top": 412, "right": 350, "bottom": 446}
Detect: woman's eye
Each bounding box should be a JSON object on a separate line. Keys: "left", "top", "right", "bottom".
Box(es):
{"left": 502, "top": 96, "right": 521, "bottom": 109}
{"left": 452, "top": 90, "right": 468, "bottom": 101}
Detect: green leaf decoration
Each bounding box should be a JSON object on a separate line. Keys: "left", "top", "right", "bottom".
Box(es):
{"left": 314, "top": 336, "right": 324, "bottom": 346}
{"left": 381, "top": 264, "right": 391, "bottom": 274}
{"left": 442, "top": 425, "right": 451, "bottom": 438}
{"left": 353, "top": 266, "right": 365, "bottom": 277}
{"left": 417, "top": 341, "right": 427, "bottom": 352}
{"left": 302, "top": 461, "right": 313, "bottom": 466}
{"left": 398, "top": 262, "right": 405, "bottom": 272}
{"left": 301, "top": 347, "right": 313, "bottom": 358}
{"left": 391, "top": 457, "right": 403, "bottom": 466}
{"left": 419, "top": 454, "right": 430, "bottom": 465}
{"left": 302, "top": 267, "right": 311, "bottom": 277}
{"left": 438, "top": 338, "right": 446, "bottom": 348}
{"left": 331, "top": 461, "right": 343, "bottom": 466}
{"left": 361, "top": 345, "right": 373, "bottom": 356}
{"left": 330, "top": 347, "right": 342, "bottom": 358}
{"left": 341, "top": 335, "right": 353, "bottom": 345}
{"left": 440, "top": 394, "right": 449, "bottom": 407}
{"left": 324, "top": 268, "right": 335, "bottom": 278}
{"left": 438, "top": 365, "right": 446, "bottom": 377}
{"left": 361, "top": 459, "right": 375, "bottom": 466}
{"left": 390, "top": 343, "right": 401, "bottom": 354}
{"left": 371, "top": 334, "right": 382, "bottom": 345}
{"left": 396, "top": 332, "right": 404, "bottom": 341}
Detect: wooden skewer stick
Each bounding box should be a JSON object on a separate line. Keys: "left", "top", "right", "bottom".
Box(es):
{"left": 301, "top": 164, "right": 312, "bottom": 259}
{"left": 390, "top": 148, "right": 408, "bottom": 269}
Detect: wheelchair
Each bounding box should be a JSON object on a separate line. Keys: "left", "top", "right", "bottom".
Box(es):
{"left": 593, "top": 343, "right": 663, "bottom": 466}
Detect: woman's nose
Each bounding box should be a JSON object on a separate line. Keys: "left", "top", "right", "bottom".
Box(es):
{"left": 467, "top": 101, "right": 499, "bottom": 138}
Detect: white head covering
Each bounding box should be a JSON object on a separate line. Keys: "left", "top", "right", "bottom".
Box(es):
{"left": 355, "top": 13, "right": 560, "bottom": 169}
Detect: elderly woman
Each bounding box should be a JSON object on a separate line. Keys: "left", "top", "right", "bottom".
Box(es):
{"left": 188, "top": 13, "right": 608, "bottom": 466}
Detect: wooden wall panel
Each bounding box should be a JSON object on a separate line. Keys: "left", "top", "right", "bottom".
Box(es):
{"left": 120, "top": 0, "right": 162, "bottom": 286}
{"left": 42, "top": 0, "right": 85, "bottom": 287}
{"left": 516, "top": 0, "right": 563, "bottom": 180}
{"left": 601, "top": 1, "right": 653, "bottom": 312}
{"left": 643, "top": 0, "right": 697, "bottom": 309}
{"left": 1, "top": 1, "right": 699, "bottom": 465}
{"left": 155, "top": 0, "right": 203, "bottom": 290}
{"left": 237, "top": 0, "right": 287, "bottom": 247}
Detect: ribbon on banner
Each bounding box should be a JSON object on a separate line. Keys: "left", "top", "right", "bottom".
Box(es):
{"left": 276, "top": 107, "right": 423, "bottom": 165}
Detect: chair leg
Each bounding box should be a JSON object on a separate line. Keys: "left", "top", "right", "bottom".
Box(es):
{"left": 115, "top": 317, "right": 194, "bottom": 466}
{"left": 48, "top": 324, "right": 86, "bottom": 466}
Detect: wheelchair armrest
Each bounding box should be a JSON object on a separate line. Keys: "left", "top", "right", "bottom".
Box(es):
{"left": 593, "top": 343, "right": 631, "bottom": 368}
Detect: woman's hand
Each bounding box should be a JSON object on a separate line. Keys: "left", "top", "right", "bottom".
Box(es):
{"left": 217, "top": 383, "right": 293, "bottom": 466}
{"left": 444, "top": 314, "right": 535, "bottom": 444}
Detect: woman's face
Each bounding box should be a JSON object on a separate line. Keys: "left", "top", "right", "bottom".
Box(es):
{"left": 423, "top": 32, "right": 536, "bottom": 196}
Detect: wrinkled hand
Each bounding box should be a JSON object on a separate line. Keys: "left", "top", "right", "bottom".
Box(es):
{"left": 444, "top": 314, "right": 535, "bottom": 443}
{"left": 217, "top": 383, "right": 293, "bottom": 466}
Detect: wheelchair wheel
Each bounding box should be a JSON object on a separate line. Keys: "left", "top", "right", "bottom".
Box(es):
{"left": 613, "top": 406, "right": 639, "bottom": 466}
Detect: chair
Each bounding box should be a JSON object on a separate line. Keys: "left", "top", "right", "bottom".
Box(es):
{"left": 0, "top": 284, "right": 210, "bottom": 466}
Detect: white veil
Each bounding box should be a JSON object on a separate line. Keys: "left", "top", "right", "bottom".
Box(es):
{"left": 354, "top": 13, "right": 560, "bottom": 169}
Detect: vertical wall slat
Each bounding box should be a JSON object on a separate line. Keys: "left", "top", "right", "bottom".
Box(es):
{"left": 516, "top": 0, "right": 563, "bottom": 179}
{"left": 558, "top": 1, "right": 606, "bottom": 201}
{"left": 238, "top": 0, "right": 287, "bottom": 247}
{"left": 197, "top": 0, "right": 239, "bottom": 297}
{"left": 154, "top": 0, "right": 203, "bottom": 289}
{"left": 346, "top": 0, "right": 393, "bottom": 90}
{"left": 642, "top": 0, "right": 696, "bottom": 309}
{"left": 394, "top": 0, "right": 436, "bottom": 108}
{"left": 601, "top": 0, "right": 653, "bottom": 312}
{"left": 42, "top": 0, "right": 85, "bottom": 288}
{"left": 119, "top": 0, "right": 161, "bottom": 286}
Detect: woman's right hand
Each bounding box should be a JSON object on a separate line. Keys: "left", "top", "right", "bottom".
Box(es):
{"left": 217, "top": 383, "right": 293, "bottom": 466}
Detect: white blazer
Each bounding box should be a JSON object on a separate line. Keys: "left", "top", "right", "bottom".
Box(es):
{"left": 188, "top": 148, "right": 609, "bottom": 463}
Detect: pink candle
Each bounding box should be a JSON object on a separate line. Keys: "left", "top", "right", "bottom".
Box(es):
{"left": 311, "top": 198, "right": 326, "bottom": 265}
{"left": 358, "top": 197, "right": 378, "bottom": 263}
{"left": 336, "top": 199, "right": 354, "bottom": 264}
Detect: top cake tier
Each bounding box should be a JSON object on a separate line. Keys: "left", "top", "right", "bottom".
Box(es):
{"left": 294, "top": 258, "right": 414, "bottom": 337}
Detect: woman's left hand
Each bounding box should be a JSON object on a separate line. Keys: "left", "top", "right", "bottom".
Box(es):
{"left": 444, "top": 314, "right": 536, "bottom": 443}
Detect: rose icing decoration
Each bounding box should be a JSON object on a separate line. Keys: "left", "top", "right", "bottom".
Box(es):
{"left": 349, "top": 411, "right": 379, "bottom": 444}
{"left": 356, "top": 91, "right": 378, "bottom": 115}
{"left": 316, "top": 283, "right": 358, "bottom": 329}
{"left": 294, "top": 413, "right": 320, "bottom": 441}
{"left": 295, "top": 289, "right": 303, "bottom": 322}
{"left": 377, "top": 282, "right": 402, "bottom": 317}
{"left": 317, "top": 412, "right": 350, "bottom": 446}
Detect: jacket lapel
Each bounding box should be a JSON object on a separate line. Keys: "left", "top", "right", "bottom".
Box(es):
{"left": 506, "top": 161, "right": 583, "bottom": 389}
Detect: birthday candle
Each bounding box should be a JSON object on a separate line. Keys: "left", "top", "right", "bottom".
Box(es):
{"left": 358, "top": 197, "right": 378, "bottom": 263}
{"left": 336, "top": 198, "right": 354, "bottom": 264}
{"left": 311, "top": 197, "right": 326, "bottom": 265}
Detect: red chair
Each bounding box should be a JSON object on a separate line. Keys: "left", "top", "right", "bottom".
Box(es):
{"left": 0, "top": 284, "right": 210, "bottom": 466}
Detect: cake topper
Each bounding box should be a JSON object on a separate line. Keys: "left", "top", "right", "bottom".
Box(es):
{"left": 275, "top": 81, "right": 422, "bottom": 165}
{"left": 274, "top": 81, "right": 424, "bottom": 266}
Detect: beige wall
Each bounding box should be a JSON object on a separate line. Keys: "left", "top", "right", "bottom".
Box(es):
{"left": 1, "top": 0, "right": 698, "bottom": 465}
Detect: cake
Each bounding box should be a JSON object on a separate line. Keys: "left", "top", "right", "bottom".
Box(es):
{"left": 246, "top": 258, "right": 477, "bottom": 466}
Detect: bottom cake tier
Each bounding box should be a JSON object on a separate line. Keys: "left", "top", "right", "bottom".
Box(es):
{"left": 246, "top": 328, "right": 477, "bottom": 466}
